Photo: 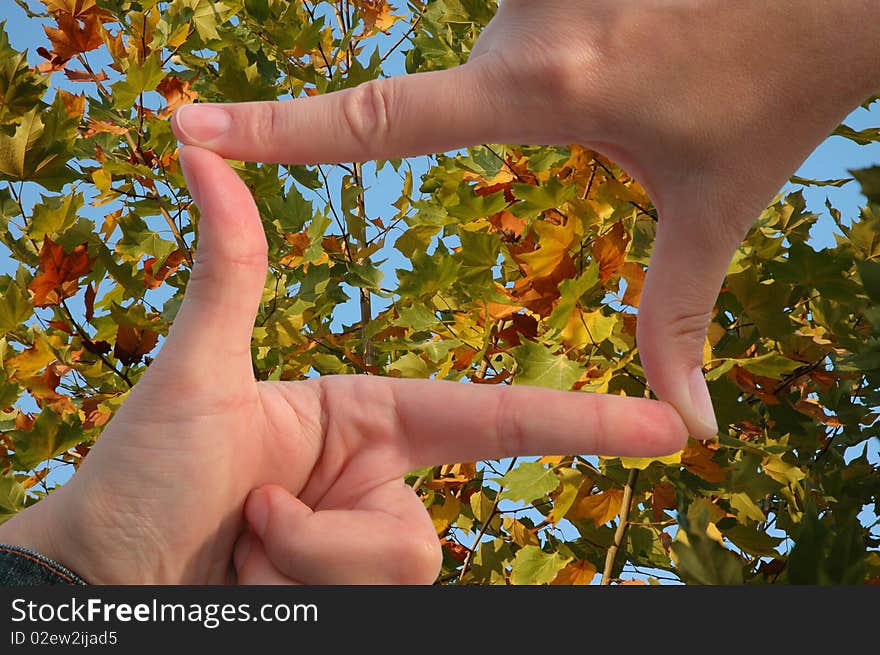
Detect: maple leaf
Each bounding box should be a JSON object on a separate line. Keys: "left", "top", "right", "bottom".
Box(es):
{"left": 113, "top": 325, "right": 159, "bottom": 366}
{"left": 651, "top": 481, "right": 677, "bottom": 522}
{"left": 567, "top": 489, "right": 624, "bottom": 526}
{"left": 354, "top": 0, "right": 399, "bottom": 34}
{"left": 681, "top": 441, "right": 728, "bottom": 484}
{"left": 63, "top": 67, "right": 108, "bottom": 82}
{"left": 28, "top": 238, "right": 94, "bottom": 307}
{"left": 42, "top": 0, "right": 112, "bottom": 21}
{"left": 592, "top": 221, "right": 629, "bottom": 283}
{"left": 43, "top": 14, "right": 103, "bottom": 60}
{"left": 83, "top": 118, "right": 128, "bottom": 137}
{"left": 156, "top": 76, "right": 199, "bottom": 117}
{"left": 57, "top": 89, "right": 85, "bottom": 119}
{"left": 621, "top": 261, "right": 645, "bottom": 306}
{"left": 551, "top": 560, "right": 597, "bottom": 585}
{"left": 143, "top": 250, "right": 185, "bottom": 289}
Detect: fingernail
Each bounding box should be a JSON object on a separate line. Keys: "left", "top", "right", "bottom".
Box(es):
{"left": 177, "top": 148, "right": 202, "bottom": 206}
{"left": 688, "top": 367, "right": 718, "bottom": 438}
{"left": 245, "top": 488, "right": 269, "bottom": 538}
{"left": 233, "top": 532, "right": 253, "bottom": 571}
{"left": 174, "top": 104, "right": 232, "bottom": 144}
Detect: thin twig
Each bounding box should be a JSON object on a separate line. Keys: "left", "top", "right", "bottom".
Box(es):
{"left": 458, "top": 458, "right": 517, "bottom": 583}
{"left": 601, "top": 468, "right": 639, "bottom": 585}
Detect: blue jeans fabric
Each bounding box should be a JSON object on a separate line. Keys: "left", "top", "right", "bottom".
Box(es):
{"left": 0, "top": 544, "right": 87, "bottom": 585}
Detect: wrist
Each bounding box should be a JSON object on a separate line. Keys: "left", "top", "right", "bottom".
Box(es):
{"left": 0, "top": 491, "right": 73, "bottom": 578}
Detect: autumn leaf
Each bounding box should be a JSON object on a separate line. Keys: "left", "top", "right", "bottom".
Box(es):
{"left": 28, "top": 238, "right": 94, "bottom": 307}
{"left": 42, "top": 0, "right": 112, "bottom": 21}
{"left": 114, "top": 325, "right": 159, "bottom": 366}
{"left": 681, "top": 441, "right": 728, "bottom": 484}
{"left": 567, "top": 489, "right": 624, "bottom": 526}
{"left": 651, "top": 481, "right": 677, "bottom": 522}
{"left": 354, "top": 0, "right": 399, "bottom": 34}
{"left": 592, "top": 221, "right": 629, "bottom": 283}
{"left": 551, "top": 559, "right": 597, "bottom": 585}
{"left": 143, "top": 250, "right": 185, "bottom": 289}
{"left": 156, "top": 76, "right": 198, "bottom": 116}
{"left": 43, "top": 13, "right": 103, "bottom": 60}
{"left": 621, "top": 261, "right": 645, "bottom": 306}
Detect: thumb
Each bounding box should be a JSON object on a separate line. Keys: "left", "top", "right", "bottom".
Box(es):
{"left": 637, "top": 201, "right": 752, "bottom": 440}
{"left": 150, "top": 146, "right": 267, "bottom": 382}
{"left": 170, "top": 60, "right": 511, "bottom": 164}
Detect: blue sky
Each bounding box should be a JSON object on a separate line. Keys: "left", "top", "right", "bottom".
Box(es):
{"left": 2, "top": 2, "right": 878, "bottom": 583}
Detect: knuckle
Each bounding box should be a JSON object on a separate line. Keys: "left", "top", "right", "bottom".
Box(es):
{"left": 665, "top": 308, "right": 712, "bottom": 357}
{"left": 340, "top": 80, "right": 391, "bottom": 157}
{"left": 392, "top": 531, "right": 442, "bottom": 585}
{"left": 248, "top": 102, "right": 282, "bottom": 147}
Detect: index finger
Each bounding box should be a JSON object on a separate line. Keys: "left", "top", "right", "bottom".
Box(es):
{"left": 314, "top": 376, "right": 689, "bottom": 473}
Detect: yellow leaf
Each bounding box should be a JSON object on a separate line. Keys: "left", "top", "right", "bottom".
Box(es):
{"left": 504, "top": 518, "right": 539, "bottom": 547}
{"left": 7, "top": 334, "right": 56, "bottom": 380}
{"left": 547, "top": 468, "right": 583, "bottom": 525}
{"left": 621, "top": 450, "right": 682, "bottom": 470}
{"left": 551, "top": 559, "right": 597, "bottom": 585}
{"left": 567, "top": 489, "right": 624, "bottom": 526}
{"left": 762, "top": 454, "right": 806, "bottom": 487}
{"left": 428, "top": 494, "right": 461, "bottom": 534}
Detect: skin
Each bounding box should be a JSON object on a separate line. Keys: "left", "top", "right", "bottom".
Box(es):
{"left": 1, "top": 0, "right": 877, "bottom": 584}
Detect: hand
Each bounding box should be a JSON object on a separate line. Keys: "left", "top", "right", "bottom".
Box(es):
{"left": 169, "top": 0, "right": 879, "bottom": 440}
{"left": 0, "top": 146, "right": 687, "bottom": 584}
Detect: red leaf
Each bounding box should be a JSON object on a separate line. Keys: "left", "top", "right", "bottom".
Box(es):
{"left": 114, "top": 325, "right": 158, "bottom": 365}
{"left": 28, "top": 238, "right": 95, "bottom": 308}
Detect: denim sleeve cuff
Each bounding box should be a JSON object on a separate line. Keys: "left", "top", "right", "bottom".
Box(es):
{"left": 0, "top": 544, "right": 88, "bottom": 586}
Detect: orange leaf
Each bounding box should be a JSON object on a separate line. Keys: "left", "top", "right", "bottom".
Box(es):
{"left": 43, "top": 0, "right": 112, "bottom": 20}
{"left": 57, "top": 89, "right": 86, "bottom": 118}
{"left": 81, "top": 396, "right": 111, "bottom": 430}
{"left": 681, "top": 441, "right": 728, "bottom": 484}
{"left": 43, "top": 13, "right": 103, "bottom": 60}
{"left": 28, "top": 238, "right": 94, "bottom": 308}
{"left": 551, "top": 559, "right": 597, "bottom": 585}
{"left": 621, "top": 261, "right": 645, "bottom": 307}
{"left": 792, "top": 398, "right": 843, "bottom": 427}
{"left": 64, "top": 67, "right": 108, "bottom": 82}
{"left": 651, "top": 481, "right": 676, "bottom": 522}
{"left": 156, "top": 76, "right": 199, "bottom": 116}
{"left": 592, "top": 221, "right": 629, "bottom": 283}
{"left": 143, "top": 250, "right": 185, "bottom": 289}
{"left": 354, "top": 0, "right": 398, "bottom": 33}
{"left": 114, "top": 325, "right": 159, "bottom": 365}
{"left": 567, "top": 489, "right": 624, "bottom": 526}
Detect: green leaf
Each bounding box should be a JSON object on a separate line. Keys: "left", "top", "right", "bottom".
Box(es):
{"left": 510, "top": 177, "right": 576, "bottom": 219}
{"left": 833, "top": 124, "right": 880, "bottom": 146}
{"left": 546, "top": 263, "right": 599, "bottom": 331}
{"left": 10, "top": 408, "right": 83, "bottom": 471}
{"left": 721, "top": 524, "right": 783, "bottom": 557}
{"left": 851, "top": 166, "right": 880, "bottom": 204}
{"left": 510, "top": 546, "right": 571, "bottom": 585}
{"left": 0, "top": 275, "right": 31, "bottom": 336}
{"left": 511, "top": 340, "right": 584, "bottom": 390}
{"left": 0, "top": 21, "right": 49, "bottom": 126}
{"left": 672, "top": 505, "right": 744, "bottom": 585}
{"left": 111, "top": 54, "right": 166, "bottom": 110}
{"left": 344, "top": 261, "right": 384, "bottom": 291}
{"left": 0, "top": 103, "right": 77, "bottom": 190}
{"left": 500, "top": 461, "right": 560, "bottom": 504}
{"left": 28, "top": 192, "right": 83, "bottom": 240}
{"left": 0, "top": 473, "right": 26, "bottom": 523}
